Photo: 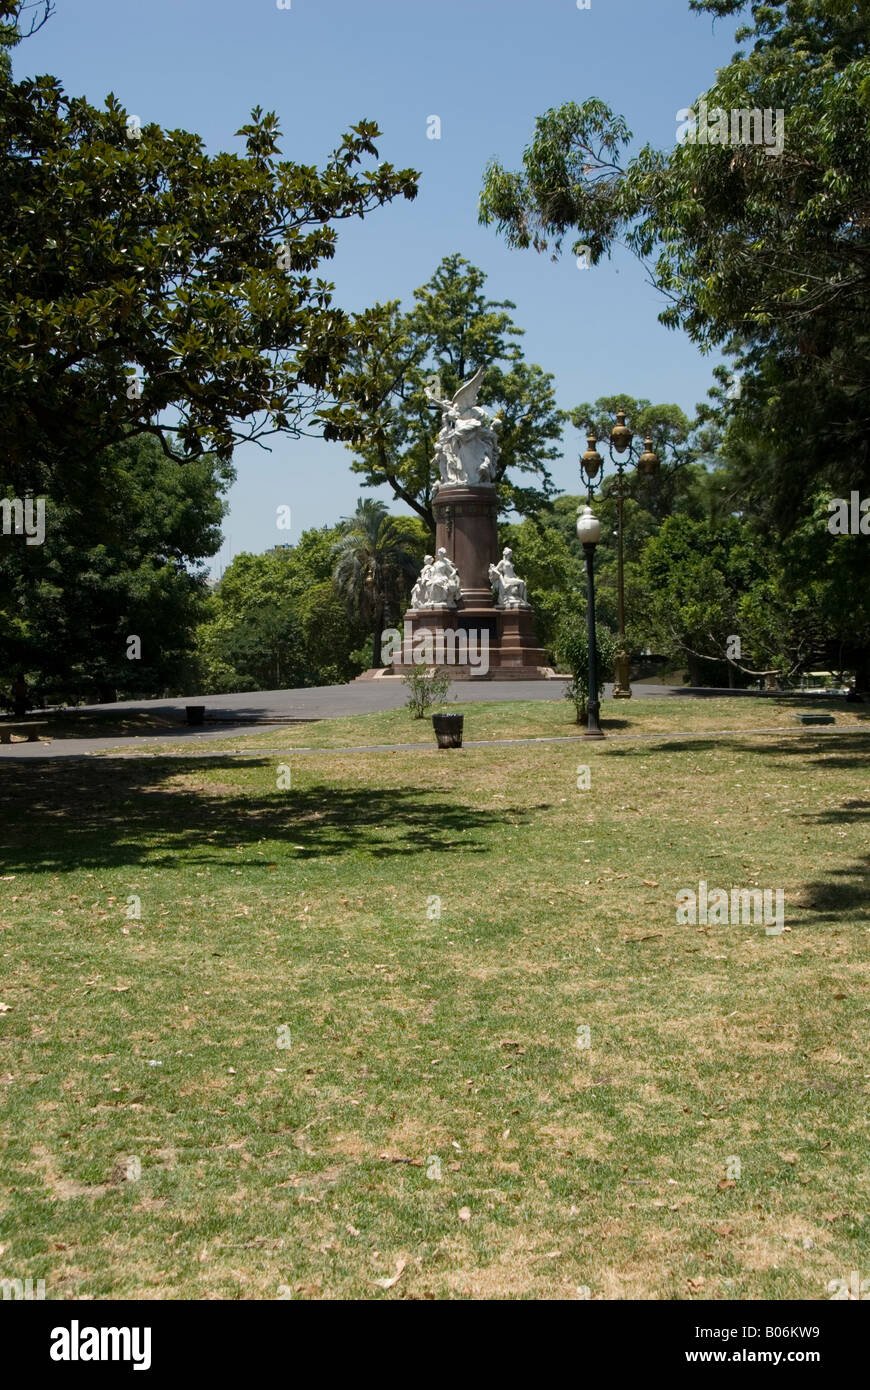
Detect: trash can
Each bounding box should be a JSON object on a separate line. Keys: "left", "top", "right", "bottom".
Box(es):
{"left": 432, "top": 713, "right": 463, "bottom": 748}
{"left": 186, "top": 705, "right": 206, "bottom": 726}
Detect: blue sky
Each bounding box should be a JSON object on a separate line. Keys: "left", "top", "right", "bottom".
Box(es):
{"left": 20, "top": 0, "right": 739, "bottom": 573}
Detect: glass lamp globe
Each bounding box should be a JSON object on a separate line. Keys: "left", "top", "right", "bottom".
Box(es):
{"left": 576, "top": 505, "right": 601, "bottom": 545}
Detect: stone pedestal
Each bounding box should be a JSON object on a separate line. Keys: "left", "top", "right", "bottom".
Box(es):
{"left": 495, "top": 606, "right": 548, "bottom": 672}
{"left": 433, "top": 484, "right": 499, "bottom": 610}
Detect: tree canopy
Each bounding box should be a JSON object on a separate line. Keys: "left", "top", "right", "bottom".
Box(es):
{"left": 320, "top": 254, "right": 564, "bottom": 531}
{"left": 0, "top": 0, "right": 418, "bottom": 506}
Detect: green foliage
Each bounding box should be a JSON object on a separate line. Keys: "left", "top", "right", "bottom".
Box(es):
{"left": 0, "top": 434, "right": 230, "bottom": 701}
{"left": 402, "top": 664, "right": 452, "bottom": 719}
{"left": 556, "top": 617, "right": 617, "bottom": 721}
{"left": 331, "top": 499, "right": 423, "bottom": 667}
{"left": 634, "top": 513, "right": 820, "bottom": 685}
{"left": 195, "top": 527, "right": 370, "bottom": 692}
{"left": 498, "top": 514, "right": 584, "bottom": 658}
{"left": 0, "top": 1, "right": 418, "bottom": 503}
{"left": 320, "top": 254, "right": 564, "bottom": 529}
{"left": 480, "top": 2, "right": 870, "bottom": 678}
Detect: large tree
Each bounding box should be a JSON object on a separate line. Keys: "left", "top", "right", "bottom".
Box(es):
{"left": 320, "top": 254, "right": 564, "bottom": 532}
{"left": 478, "top": 4, "right": 869, "bottom": 361}
{"left": 0, "top": 0, "right": 418, "bottom": 506}
{"left": 0, "top": 434, "right": 231, "bottom": 702}
{"left": 479, "top": 0, "right": 870, "bottom": 680}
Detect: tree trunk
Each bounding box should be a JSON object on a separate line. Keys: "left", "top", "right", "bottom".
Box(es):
{"left": 686, "top": 653, "right": 704, "bottom": 687}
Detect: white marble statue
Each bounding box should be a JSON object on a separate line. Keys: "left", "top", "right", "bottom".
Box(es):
{"left": 425, "top": 365, "right": 501, "bottom": 488}
{"left": 489, "top": 547, "right": 529, "bottom": 608}
{"left": 410, "top": 554, "right": 434, "bottom": 609}
{"left": 412, "top": 547, "right": 461, "bottom": 608}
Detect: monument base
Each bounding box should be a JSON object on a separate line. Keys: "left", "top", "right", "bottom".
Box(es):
{"left": 393, "top": 605, "right": 550, "bottom": 680}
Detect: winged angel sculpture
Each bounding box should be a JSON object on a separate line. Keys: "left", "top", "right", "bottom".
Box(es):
{"left": 425, "top": 365, "right": 501, "bottom": 487}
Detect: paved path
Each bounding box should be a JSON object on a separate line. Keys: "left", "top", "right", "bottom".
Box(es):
{"left": 0, "top": 681, "right": 823, "bottom": 761}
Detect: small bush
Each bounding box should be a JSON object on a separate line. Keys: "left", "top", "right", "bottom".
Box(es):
{"left": 557, "top": 619, "right": 617, "bottom": 722}
{"left": 402, "top": 664, "right": 452, "bottom": 718}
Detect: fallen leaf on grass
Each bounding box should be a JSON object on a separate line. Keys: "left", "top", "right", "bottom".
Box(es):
{"left": 641, "top": 880, "right": 659, "bottom": 888}
{"left": 716, "top": 1225, "right": 734, "bottom": 1237}
{"left": 379, "top": 1153, "right": 423, "bottom": 1166}
{"left": 687, "top": 1278, "right": 705, "bottom": 1291}
{"left": 458, "top": 1206, "right": 471, "bottom": 1222}
{"left": 373, "top": 1256, "right": 407, "bottom": 1290}
{"left": 0, "top": 1002, "right": 11, "bottom": 1012}
{"left": 718, "top": 1179, "right": 736, "bottom": 1190}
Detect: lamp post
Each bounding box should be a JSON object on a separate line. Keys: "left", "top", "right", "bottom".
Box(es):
{"left": 578, "top": 434, "right": 605, "bottom": 740}
{"left": 607, "top": 410, "right": 660, "bottom": 699}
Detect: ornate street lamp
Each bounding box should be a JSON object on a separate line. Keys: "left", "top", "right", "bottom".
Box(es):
{"left": 577, "top": 434, "right": 605, "bottom": 740}
{"left": 607, "top": 410, "right": 659, "bottom": 699}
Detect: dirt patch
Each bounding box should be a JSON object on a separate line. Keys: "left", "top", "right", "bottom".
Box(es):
{"left": 32, "top": 1144, "right": 109, "bottom": 1201}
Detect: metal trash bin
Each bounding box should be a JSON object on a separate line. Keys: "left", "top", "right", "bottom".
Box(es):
{"left": 432, "top": 713, "right": 463, "bottom": 748}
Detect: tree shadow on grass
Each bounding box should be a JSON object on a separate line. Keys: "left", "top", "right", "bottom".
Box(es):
{"left": 794, "top": 797, "right": 870, "bottom": 924}
{"left": 599, "top": 732, "right": 870, "bottom": 922}
{"left": 0, "top": 755, "right": 517, "bottom": 875}
{"left": 602, "top": 732, "right": 870, "bottom": 769}
{"left": 796, "top": 853, "right": 870, "bottom": 923}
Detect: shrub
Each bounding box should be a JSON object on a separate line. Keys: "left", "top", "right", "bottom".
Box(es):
{"left": 402, "top": 664, "right": 452, "bottom": 718}
{"left": 557, "top": 619, "right": 618, "bottom": 722}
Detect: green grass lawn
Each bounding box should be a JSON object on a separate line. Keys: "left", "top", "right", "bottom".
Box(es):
{"left": 0, "top": 695, "right": 867, "bottom": 1299}
{"left": 106, "top": 692, "right": 870, "bottom": 756}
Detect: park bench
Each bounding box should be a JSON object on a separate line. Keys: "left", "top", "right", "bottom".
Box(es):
{"left": 0, "top": 722, "right": 46, "bottom": 744}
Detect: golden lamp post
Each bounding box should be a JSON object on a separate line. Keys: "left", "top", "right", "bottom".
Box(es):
{"left": 606, "top": 410, "right": 660, "bottom": 699}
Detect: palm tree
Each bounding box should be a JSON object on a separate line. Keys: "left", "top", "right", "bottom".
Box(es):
{"left": 332, "top": 499, "right": 421, "bottom": 668}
